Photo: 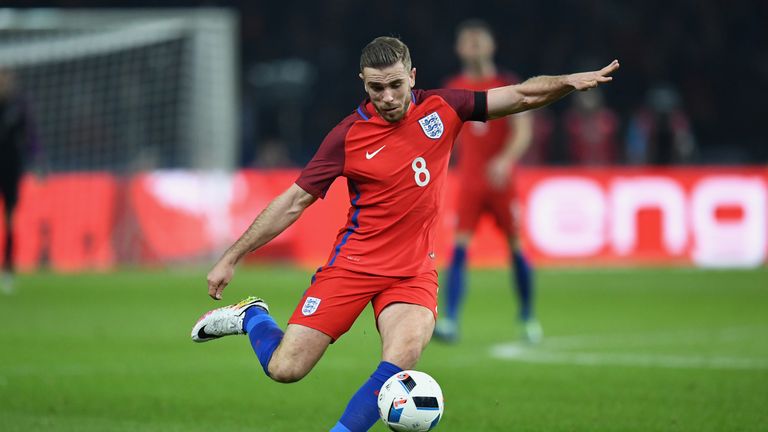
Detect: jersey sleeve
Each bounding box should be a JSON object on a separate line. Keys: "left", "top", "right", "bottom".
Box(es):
{"left": 421, "top": 88, "right": 487, "bottom": 122}
{"left": 295, "top": 115, "right": 354, "bottom": 199}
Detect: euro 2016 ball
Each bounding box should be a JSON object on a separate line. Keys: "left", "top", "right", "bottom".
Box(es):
{"left": 377, "top": 370, "right": 444, "bottom": 431}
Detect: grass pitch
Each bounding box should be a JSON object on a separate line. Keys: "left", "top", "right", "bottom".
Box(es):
{"left": 1, "top": 267, "right": 767, "bottom": 431}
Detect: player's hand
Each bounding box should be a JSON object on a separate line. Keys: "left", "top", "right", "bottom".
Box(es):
{"left": 487, "top": 156, "right": 513, "bottom": 190}
{"left": 207, "top": 259, "right": 235, "bottom": 300}
{"left": 567, "top": 59, "right": 620, "bottom": 91}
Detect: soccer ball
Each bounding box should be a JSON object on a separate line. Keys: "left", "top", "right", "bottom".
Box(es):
{"left": 377, "top": 370, "right": 444, "bottom": 431}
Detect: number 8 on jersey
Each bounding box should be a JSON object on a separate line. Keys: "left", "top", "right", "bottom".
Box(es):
{"left": 412, "top": 157, "right": 430, "bottom": 187}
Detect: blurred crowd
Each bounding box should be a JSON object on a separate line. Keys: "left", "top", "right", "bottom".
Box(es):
{"left": 4, "top": 0, "right": 767, "bottom": 167}
{"left": 236, "top": 0, "right": 766, "bottom": 167}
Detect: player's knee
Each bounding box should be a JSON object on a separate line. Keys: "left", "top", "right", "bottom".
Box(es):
{"left": 267, "top": 361, "right": 309, "bottom": 383}
{"left": 383, "top": 343, "right": 424, "bottom": 370}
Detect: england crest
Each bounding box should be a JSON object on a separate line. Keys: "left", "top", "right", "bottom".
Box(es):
{"left": 418, "top": 112, "right": 444, "bottom": 139}
{"left": 302, "top": 296, "right": 321, "bottom": 316}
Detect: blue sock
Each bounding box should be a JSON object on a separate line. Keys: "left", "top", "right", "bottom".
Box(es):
{"left": 331, "top": 361, "right": 403, "bottom": 432}
{"left": 512, "top": 250, "right": 534, "bottom": 321}
{"left": 445, "top": 245, "right": 467, "bottom": 322}
{"left": 244, "top": 306, "right": 284, "bottom": 376}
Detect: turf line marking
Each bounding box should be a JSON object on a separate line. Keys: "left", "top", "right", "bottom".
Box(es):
{"left": 539, "top": 326, "right": 767, "bottom": 349}
{"left": 490, "top": 341, "right": 768, "bottom": 371}
{"left": 541, "top": 267, "right": 768, "bottom": 275}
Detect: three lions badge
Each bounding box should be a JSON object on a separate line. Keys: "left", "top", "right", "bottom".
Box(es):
{"left": 418, "top": 112, "right": 444, "bottom": 139}
{"left": 302, "top": 297, "right": 321, "bottom": 316}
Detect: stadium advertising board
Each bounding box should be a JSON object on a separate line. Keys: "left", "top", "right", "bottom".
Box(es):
{"left": 2, "top": 167, "right": 765, "bottom": 271}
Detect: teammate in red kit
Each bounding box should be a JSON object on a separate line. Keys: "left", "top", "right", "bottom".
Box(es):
{"left": 191, "top": 36, "right": 619, "bottom": 432}
{"left": 434, "top": 19, "right": 540, "bottom": 344}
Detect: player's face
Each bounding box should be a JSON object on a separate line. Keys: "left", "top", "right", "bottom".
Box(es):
{"left": 456, "top": 29, "right": 495, "bottom": 65}
{"left": 360, "top": 62, "right": 416, "bottom": 123}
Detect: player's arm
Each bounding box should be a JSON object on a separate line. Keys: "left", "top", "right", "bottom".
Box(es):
{"left": 487, "top": 60, "right": 619, "bottom": 119}
{"left": 487, "top": 113, "right": 533, "bottom": 188}
{"left": 207, "top": 183, "right": 317, "bottom": 300}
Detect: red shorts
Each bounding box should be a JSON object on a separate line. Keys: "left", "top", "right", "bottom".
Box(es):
{"left": 456, "top": 182, "right": 518, "bottom": 237}
{"left": 288, "top": 266, "right": 438, "bottom": 341}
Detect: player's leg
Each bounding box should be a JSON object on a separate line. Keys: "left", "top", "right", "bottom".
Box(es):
{"left": 192, "top": 267, "right": 376, "bottom": 384}
{"left": 331, "top": 306, "right": 434, "bottom": 432}
{"left": 258, "top": 267, "right": 379, "bottom": 383}
{"left": 434, "top": 186, "right": 483, "bottom": 342}
{"left": 438, "top": 231, "right": 470, "bottom": 335}
{"left": 490, "top": 190, "right": 541, "bottom": 343}
{"left": 331, "top": 273, "right": 437, "bottom": 432}
{"left": 508, "top": 236, "right": 541, "bottom": 343}
{"left": 191, "top": 297, "right": 331, "bottom": 383}
{"left": 378, "top": 302, "right": 435, "bottom": 368}
{"left": 257, "top": 323, "right": 331, "bottom": 383}
{"left": 1, "top": 177, "right": 18, "bottom": 294}
{"left": 509, "top": 236, "right": 532, "bottom": 321}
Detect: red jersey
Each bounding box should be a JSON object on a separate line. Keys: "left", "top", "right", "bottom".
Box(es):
{"left": 296, "top": 89, "right": 486, "bottom": 276}
{"left": 445, "top": 73, "right": 517, "bottom": 183}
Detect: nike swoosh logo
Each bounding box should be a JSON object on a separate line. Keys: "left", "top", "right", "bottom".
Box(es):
{"left": 366, "top": 145, "right": 386, "bottom": 160}
{"left": 197, "top": 325, "right": 218, "bottom": 340}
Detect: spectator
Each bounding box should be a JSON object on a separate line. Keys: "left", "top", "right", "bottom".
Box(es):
{"left": 0, "top": 68, "right": 36, "bottom": 294}
{"left": 563, "top": 88, "right": 620, "bottom": 165}
{"left": 626, "top": 84, "right": 696, "bottom": 165}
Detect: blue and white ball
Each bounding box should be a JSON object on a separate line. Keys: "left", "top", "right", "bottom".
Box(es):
{"left": 377, "top": 370, "right": 444, "bottom": 431}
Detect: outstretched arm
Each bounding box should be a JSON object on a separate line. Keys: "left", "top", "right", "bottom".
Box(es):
{"left": 207, "top": 183, "right": 317, "bottom": 300}
{"left": 487, "top": 60, "right": 619, "bottom": 119}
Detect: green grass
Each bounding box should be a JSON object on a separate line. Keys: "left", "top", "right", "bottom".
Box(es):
{"left": 1, "top": 267, "right": 767, "bottom": 431}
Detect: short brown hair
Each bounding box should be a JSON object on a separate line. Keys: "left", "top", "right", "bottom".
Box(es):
{"left": 359, "top": 36, "right": 412, "bottom": 72}
{"left": 456, "top": 18, "right": 494, "bottom": 39}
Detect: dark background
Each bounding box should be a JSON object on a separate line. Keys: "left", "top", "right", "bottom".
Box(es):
{"left": 4, "top": 0, "right": 767, "bottom": 166}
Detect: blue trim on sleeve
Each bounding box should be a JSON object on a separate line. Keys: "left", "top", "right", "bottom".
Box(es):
{"left": 356, "top": 106, "right": 370, "bottom": 120}
{"left": 310, "top": 266, "right": 323, "bottom": 284}
{"left": 327, "top": 181, "right": 361, "bottom": 266}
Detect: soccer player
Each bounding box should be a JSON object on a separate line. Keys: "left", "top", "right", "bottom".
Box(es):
{"left": 191, "top": 36, "right": 618, "bottom": 432}
{"left": 0, "top": 69, "right": 34, "bottom": 294}
{"left": 434, "top": 19, "right": 540, "bottom": 343}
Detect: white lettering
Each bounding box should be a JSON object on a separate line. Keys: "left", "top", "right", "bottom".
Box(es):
{"left": 690, "top": 177, "right": 766, "bottom": 268}
{"left": 610, "top": 177, "right": 687, "bottom": 255}
{"left": 528, "top": 177, "right": 606, "bottom": 256}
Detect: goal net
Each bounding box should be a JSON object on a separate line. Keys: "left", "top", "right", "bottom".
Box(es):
{"left": 0, "top": 8, "right": 238, "bottom": 172}
{"left": 0, "top": 9, "right": 239, "bottom": 270}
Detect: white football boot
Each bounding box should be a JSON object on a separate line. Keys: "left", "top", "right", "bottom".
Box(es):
{"left": 191, "top": 296, "right": 269, "bottom": 343}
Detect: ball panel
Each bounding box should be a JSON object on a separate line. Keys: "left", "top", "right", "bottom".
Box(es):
{"left": 377, "top": 370, "right": 444, "bottom": 431}
{"left": 412, "top": 396, "right": 440, "bottom": 409}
